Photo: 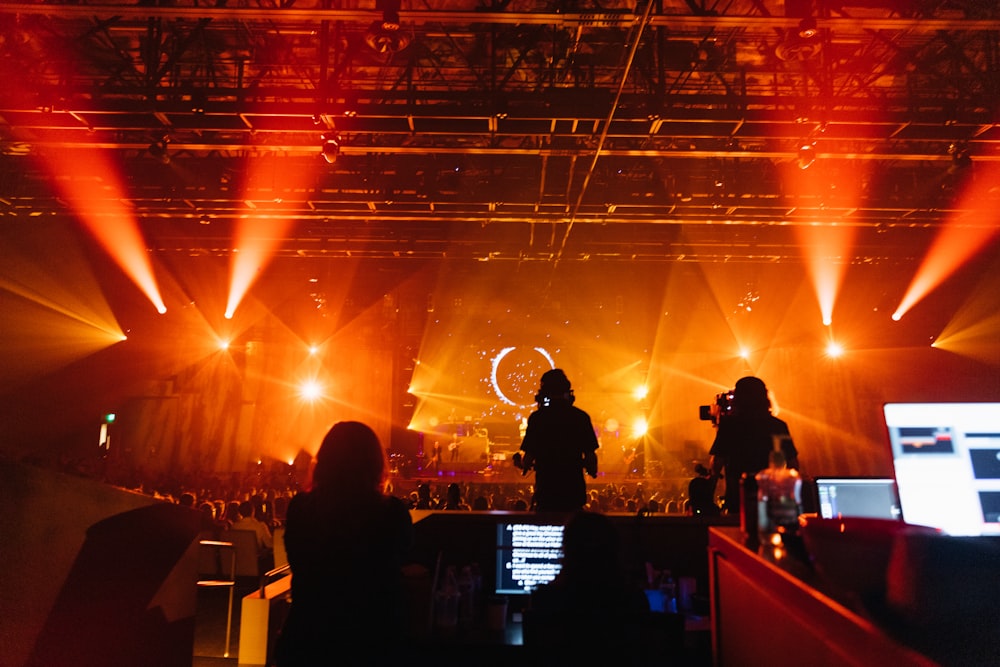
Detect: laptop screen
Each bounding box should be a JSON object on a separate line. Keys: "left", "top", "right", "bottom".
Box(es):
{"left": 814, "top": 477, "right": 901, "bottom": 520}
{"left": 494, "top": 520, "right": 565, "bottom": 595}
{"left": 884, "top": 402, "right": 1000, "bottom": 536}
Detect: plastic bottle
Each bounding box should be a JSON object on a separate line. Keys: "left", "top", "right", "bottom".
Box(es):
{"left": 659, "top": 570, "right": 678, "bottom": 614}
{"left": 457, "top": 565, "right": 475, "bottom": 628}
{"left": 434, "top": 565, "right": 459, "bottom": 633}
{"left": 739, "top": 473, "right": 759, "bottom": 550}
{"left": 755, "top": 450, "right": 802, "bottom": 543}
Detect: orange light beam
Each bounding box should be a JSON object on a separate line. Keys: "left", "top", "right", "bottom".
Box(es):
{"left": 789, "top": 157, "right": 863, "bottom": 327}
{"left": 225, "top": 158, "right": 300, "bottom": 318}
{"left": 800, "top": 224, "right": 856, "bottom": 326}
{"left": 39, "top": 148, "right": 166, "bottom": 314}
{"left": 893, "top": 164, "right": 1000, "bottom": 320}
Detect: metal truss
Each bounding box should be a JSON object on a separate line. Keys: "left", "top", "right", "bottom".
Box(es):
{"left": 1, "top": 0, "right": 998, "bottom": 263}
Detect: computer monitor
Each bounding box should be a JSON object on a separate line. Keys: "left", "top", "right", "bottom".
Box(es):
{"left": 813, "top": 477, "right": 901, "bottom": 520}
{"left": 884, "top": 402, "right": 1000, "bottom": 536}
{"left": 494, "top": 519, "right": 565, "bottom": 596}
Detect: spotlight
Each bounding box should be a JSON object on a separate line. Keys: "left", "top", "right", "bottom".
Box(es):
{"left": 365, "top": 21, "right": 410, "bottom": 54}
{"left": 365, "top": 0, "right": 409, "bottom": 54}
{"left": 797, "top": 17, "right": 818, "bottom": 39}
{"left": 320, "top": 134, "right": 340, "bottom": 164}
{"left": 797, "top": 142, "right": 816, "bottom": 170}
{"left": 947, "top": 143, "right": 972, "bottom": 174}
{"left": 148, "top": 136, "right": 170, "bottom": 164}
{"left": 300, "top": 381, "right": 323, "bottom": 401}
{"left": 190, "top": 89, "right": 207, "bottom": 115}
{"left": 825, "top": 341, "right": 844, "bottom": 358}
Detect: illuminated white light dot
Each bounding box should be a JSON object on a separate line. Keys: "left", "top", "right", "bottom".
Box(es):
{"left": 300, "top": 381, "right": 322, "bottom": 400}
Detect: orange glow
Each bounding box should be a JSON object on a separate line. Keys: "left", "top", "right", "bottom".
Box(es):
{"left": 893, "top": 163, "right": 1000, "bottom": 320}
{"left": 226, "top": 158, "right": 300, "bottom": 318}
{"left": 825, "top": 341, "right": 845, "bottom": 358}
{"left": 799, "top": 224, "right": 857, "bottom": 327}
{"left": 40, "top": 148, "right": 166, "bottom": 314}
{"left": 788, "top": 154, "right": 864, "bottom": 328}
{"left": 300, "top": 380, "right": 323, "bottom": 401}
{"left": 227, "top": 215, "right": 294, "bottom": 318}
{"left": 930, "top": 253, "right": 1000, "bottom": 363}
{"left": 893, "top": 223, "right": 999, "bottom": 320}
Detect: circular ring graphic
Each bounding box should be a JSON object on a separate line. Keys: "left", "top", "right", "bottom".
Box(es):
{"left": 490, "top": 346, "right": 555, "bottom": 407}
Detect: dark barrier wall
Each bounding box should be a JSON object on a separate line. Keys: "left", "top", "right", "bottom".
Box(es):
{"left": 0, "top": 461, "right": 203, "bottom": 667}
{"left": 409, "top": 510, "right": 735, "bottom": 610}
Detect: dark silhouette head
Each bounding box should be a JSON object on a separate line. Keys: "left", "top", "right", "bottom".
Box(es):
{"left": 312, "top": 421, "right": 387, "bottom": 496}
{"left": 733, "top": 376, "right": 771, "bottom": 415}
{"left": 537, "top": 368, "right": 574, "bottom": 404}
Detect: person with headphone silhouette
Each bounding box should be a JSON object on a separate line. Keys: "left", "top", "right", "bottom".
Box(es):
{"left": 516, "top": 369, "right": 600, "bottom": 512}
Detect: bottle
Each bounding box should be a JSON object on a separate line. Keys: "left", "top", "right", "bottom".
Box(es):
{"left": 457, "top": 565, "right": 475, "bottom": 629}
{"left": 756, "top": 450, "right": 802, "bottom": 544}
{"left": 659, "top": 571, "right": 678, "bottom": 614}
{"left": 434, "top": 565, "right": 459, "bottom": 634}
{"left": 739, "top": 473, "right": 759, "bottom": 550}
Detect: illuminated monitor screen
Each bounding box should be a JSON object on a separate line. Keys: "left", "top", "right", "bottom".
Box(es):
{"left": 494, "top": 521, "right": 565, "bottom": 595}
{"left": 814, "top": 477, "right": 901, "bottom": 520}
{"left": 884, "top": 402, "right": 1000, "bottom": 536}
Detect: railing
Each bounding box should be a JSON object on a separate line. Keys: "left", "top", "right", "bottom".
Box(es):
{"left": 196, "top": 539, "right": 237, "bottom": 658}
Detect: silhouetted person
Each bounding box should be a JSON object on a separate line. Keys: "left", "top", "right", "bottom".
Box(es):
{"left": 415, "top": 482, "right": 435, "bottom": 509}
{"left": 518, "top": 369, "right": 600, "bottom": 512}
{"left": 526, "top": 511, "right": 651, "bottom": 663}
{"left": 443, "top": 482, "right": 470, "bottom": 510}
{"left": 688, "top": 463, "right": 720, "bottom": 516}
{"left": 426, "top": 440, "right": 442, "bottom": 474}
{"left": 709, "top": 376, "right": 798, "bottom": 515}
{"left": 273, "top": 422, "right": 413, "bottom": 667}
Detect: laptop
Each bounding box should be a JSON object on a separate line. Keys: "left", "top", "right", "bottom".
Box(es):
{"left": 884, "top": 402, "right": 1000, "bottom": 536}
{"left": 813, "top": 477, "right": 902, "bottom": 521}
{"left": 494, "top": 520, "right": 565, "bottom": 596}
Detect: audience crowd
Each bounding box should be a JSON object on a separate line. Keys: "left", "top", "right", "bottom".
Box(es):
{"left": 24, "top": 449, "right": 713, "bottom": 536}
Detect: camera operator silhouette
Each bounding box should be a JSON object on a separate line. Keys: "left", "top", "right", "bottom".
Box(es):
{"left": 515, "top": 369, "right": 600, "bottom": 512}
{"left": 708, "top": 376, "right": 798, "bottom": 516}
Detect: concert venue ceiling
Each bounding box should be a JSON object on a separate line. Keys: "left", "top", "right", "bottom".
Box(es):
{"left": 1, "top": 0, "right": 999, "bottom": 267}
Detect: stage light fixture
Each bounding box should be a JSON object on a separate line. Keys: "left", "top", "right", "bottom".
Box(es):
{"left": 365, "top": 0, "right": 410, "bottom": 54}
{"left": 947, "top": 143, "right": 972, "bottom": 174}
{"left": 190, "top": 89, "right": 207, "bottom": 114}
{"left": 148, "top": 136, "right": 170, "bottom": 164}
{"left": 797, "top": 17, "right": 818, "bottom": 39}
{"left": 320, "top": 134, "right": 340, "bottom": 164}
{"left": 797, "top": 142, "right": 816, "bottom": 170}
{"left": 300, "top": 381, "right": 323, "bottom": 401}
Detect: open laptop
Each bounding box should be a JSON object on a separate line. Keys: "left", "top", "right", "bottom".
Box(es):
{"left": 884, "top": 402, "right": 1000, "bottom": 536}
{"left": 494, "top": 520, "right": 565, "bottom": 596}
{"left": 813, "top": 477, "right": 902, "bottom": 521}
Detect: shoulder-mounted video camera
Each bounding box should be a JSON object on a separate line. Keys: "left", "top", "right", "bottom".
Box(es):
{"left": 699, "top": 389, "right": 735, "bottom": 427}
